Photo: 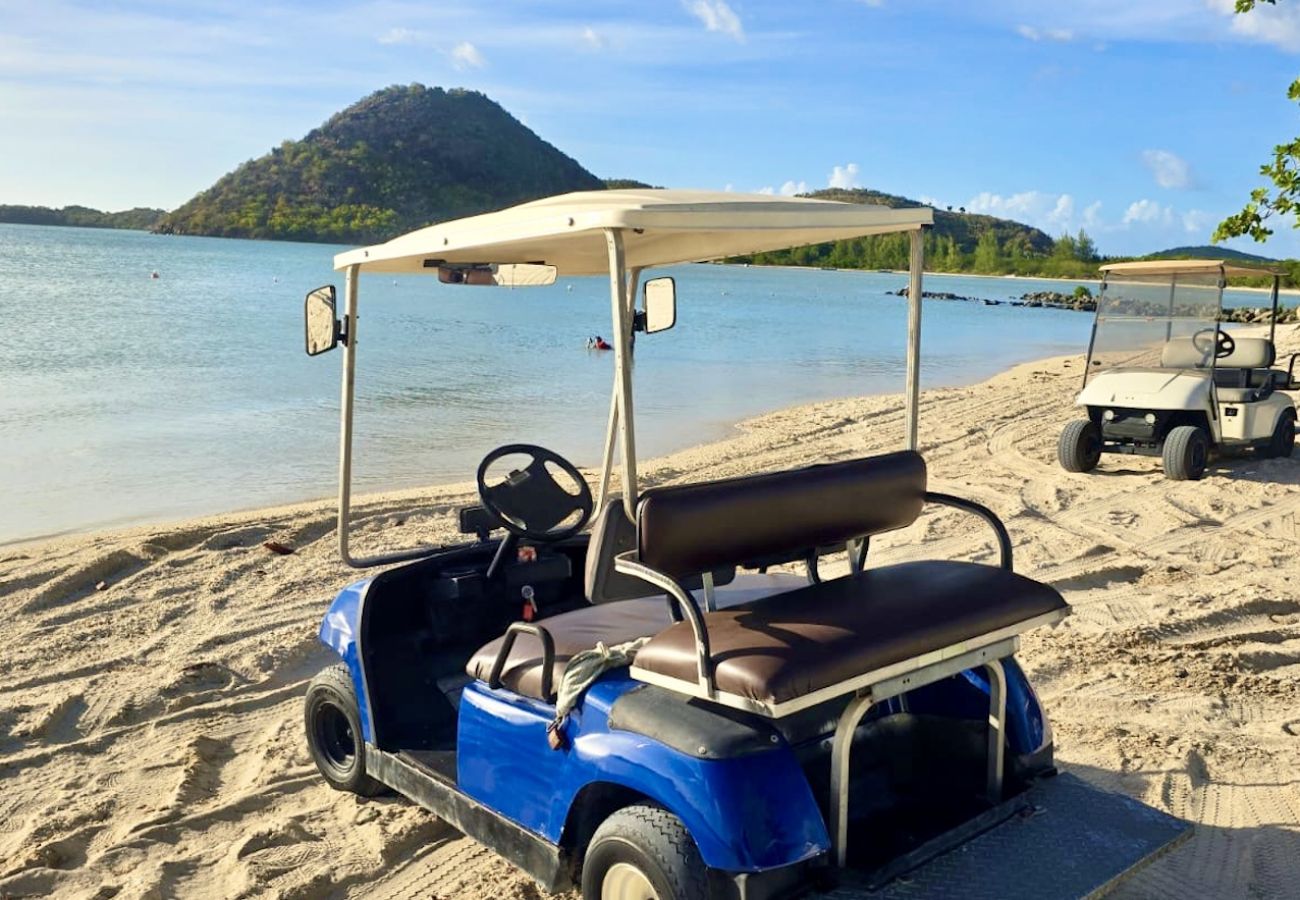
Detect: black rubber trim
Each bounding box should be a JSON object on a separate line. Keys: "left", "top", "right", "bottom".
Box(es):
{"left": 366, "top": 746, "right": 570, "bottom": 891}
{"left": 607, "top": 685, "right": 782, "bottom": 759}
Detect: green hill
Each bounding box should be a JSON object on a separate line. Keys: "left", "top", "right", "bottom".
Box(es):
{"left": 1146, "top": 245, "right": 1276, "bottom": 263}
{"left": 154, "top": 84, "right": 603, "bottom": 243}
{"left": 734, "top": 187, "right": 1069, "bottom": 274}
{"left": 0, "top": 205, "right": 165, "bottom": 231}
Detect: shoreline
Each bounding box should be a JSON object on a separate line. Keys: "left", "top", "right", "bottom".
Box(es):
{"left": 0, "top": 344, "right": 1077, "bottom": 551}
{"left": 4, "top": 335, "right": 1300, "bottom": 898}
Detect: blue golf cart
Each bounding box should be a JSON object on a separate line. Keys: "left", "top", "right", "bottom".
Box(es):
{"left": 302, "top": 191, "right": 1187, "bottom": 899}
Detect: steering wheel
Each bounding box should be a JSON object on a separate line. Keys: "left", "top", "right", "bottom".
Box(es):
{"left": 476, "top": 444, "right": 593, "bottom": 542}
{"left": 1191, "top": 327, "right": 1236, "bottom": 359}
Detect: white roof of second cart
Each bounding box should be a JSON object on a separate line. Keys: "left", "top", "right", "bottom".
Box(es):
{"left": 333, "top": 189, "right": 934, "bottom": 276}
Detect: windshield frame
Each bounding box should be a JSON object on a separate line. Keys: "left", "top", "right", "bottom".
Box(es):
{"left": 1082, "top": 270, "right": 1226, "bottom": 385}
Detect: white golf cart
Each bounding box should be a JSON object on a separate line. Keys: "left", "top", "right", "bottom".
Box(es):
{"left": 303, "top": 191, "right": 1188, "bottom": 898}
{"left": 1059, "top": 260, "right": 1297, "bottom": 480}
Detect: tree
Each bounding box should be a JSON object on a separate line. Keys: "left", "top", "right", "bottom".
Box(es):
{"left": 1074, "top": 229, "right": 1097, "bottom": 262}
{"left": 973, "top": 230, "right": 1003, "bottom": 273}
{"left": 1214, "top": 0, "right": 1300, "bottom": 242}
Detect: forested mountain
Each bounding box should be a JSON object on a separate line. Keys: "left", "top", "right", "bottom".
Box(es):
{"left": 154, "top": 85, "right": 603, "bottom": 243}
{"left": 0, "top": 205, "right": 165, "bottom": 230}
{"left": 734, "top": 188, "right": 1096, "bottom": 276}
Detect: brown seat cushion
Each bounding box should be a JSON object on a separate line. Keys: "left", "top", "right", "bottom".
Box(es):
{"left": 632, "top": 561, "right": 1067, "bottom": 709}
{"left": 466, "top": 573, "right": 806, "bottom": 701}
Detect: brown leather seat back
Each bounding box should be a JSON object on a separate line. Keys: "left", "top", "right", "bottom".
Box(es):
{"left": 637, "top": 451, "right": 927, "bottom": 580}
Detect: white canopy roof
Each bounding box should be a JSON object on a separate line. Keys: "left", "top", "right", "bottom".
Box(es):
{"left": 1101, "top": 259, "right": 1280, "bottom": 279}
{"left": 334, "top": 189, "right": 933, "bottom": 276}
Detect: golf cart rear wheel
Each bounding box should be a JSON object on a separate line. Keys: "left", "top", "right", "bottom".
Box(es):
{"left": 581, "top": 805, "right": 708, "bottom": 900}
{"left": 304, "top": 664, "right": 385, "bottom": 796}
{"left": 1058, "top": 419, "right": 1101, "bottom": 473}
{"left": 1262, "top": 411, "right": 1296, "bottom": 459}
{"left": 1163, "top": 425, "right": 1209, "bottom": 481}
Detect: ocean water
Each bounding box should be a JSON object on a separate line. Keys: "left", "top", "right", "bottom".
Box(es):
{"left": 0, "top": 223, "right": 1278, "bottom": 544}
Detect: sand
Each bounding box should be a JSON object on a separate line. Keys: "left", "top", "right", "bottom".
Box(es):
{"left": 4, "top": 326, "right": 1300, "bottom": 899}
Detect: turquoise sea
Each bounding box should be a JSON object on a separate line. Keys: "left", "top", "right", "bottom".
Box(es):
{"left": 0, "top": 223, "right": 1282, "bottom": 544}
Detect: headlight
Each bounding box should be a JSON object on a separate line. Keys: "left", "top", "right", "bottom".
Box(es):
{"left": 1102, "top": 410, "right": 1115, "bottom": 421}
{"left": 1144, "top": 413, "right": 1156, "bottom": 425}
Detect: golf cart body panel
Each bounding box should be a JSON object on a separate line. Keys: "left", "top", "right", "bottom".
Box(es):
{"left": 317, "top": 577, "right": 375, "bottom": 741}
{"left": 457, "top": 675, "right": 830, "bottom": 872}
{"left": 1078, "top": 368, "right": 1213, "bottom": 412}
{"left": 301, "top": 189, "right": 1189, "bottom": 898}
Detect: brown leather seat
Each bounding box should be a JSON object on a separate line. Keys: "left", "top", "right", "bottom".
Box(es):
{"left": 466, "top": 573, "right": 806, "bottom": 701}
{"left": 631, "top": 560, "right": 1067, "bottom": 708}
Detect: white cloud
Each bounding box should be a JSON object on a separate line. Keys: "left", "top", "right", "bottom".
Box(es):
{"left": 377, "top": 27, "right": 421, "bottom": 45}
{"left": 1082, "top": 200, "right": 1103, "bottom": 229}
{"left": 451, "top": 41, "right": 486, "bottom": 70}
{"left": 581, "top": 27, "right": 606, "bottom": 50}
{"left": 1046, "top": 194, "right": 1075, "bottom": 230}
{"left": 684, "top": 0, "right": 745, "bottom": 42}
{"left": 1141, "top": 149, "right": 1193, "bottom": 189}
{"left": 756, "top": 186, "right": 776, "bottom": 195}
{"left": 857, "top": 0, "right": 885, "bottom": 6}
{"left": 1122, "top": 198, "right": 1174, "bottom": 226}
{"left": 780, "top": 180, "right": 808, "bottom": 196}
{"left": 965, "top": 190, "right": 1080, "bottom": 232}
{"left": 919, "top": 194, "right": 942, "bottom": 208}
{"left": 1208, "top": 0, "right": 1300, "bottom": 52}
{"left": 828, "top": 162, "right": 861, "bottom": 189}
{"left": 1182, "top": 209, "right": 1214, "bottom": 235}
{"left": 1017, "top": 25, "right": 1074, "bottom": 42}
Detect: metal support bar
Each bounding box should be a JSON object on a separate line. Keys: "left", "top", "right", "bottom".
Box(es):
{"left": 606, "top": 230, "right": 639, "bottom": 520}
{"left": 614, "top": 551, "right": 714, "bottom": 695}
{"left": 923, "top": 491, "right": 1013, "bottom": 570}
{"left": 701, "top": 571, "right": 717, "bottom": 611}
{"left": 846, "top": 538, "right": 863, "bottom": 576}
{"left": 596, "top": 267, "right": 640, "bottom": 510}
{"left": 985, "top": 658, "right": 1007, "bottom": 804}
{"left": 489, "top": 622, "right": 557, "bottom": 698}
{"left": 830, "top": 692, "right": 874, "bottom": 866}
{"left": 334, "top": 263, "right": 443, "bottom": 568}
{"left": 826, "top": 639, "right": 1018, "bottom": 867}
{"left": 904, "top": 228, "right": 925, "bottom": 451}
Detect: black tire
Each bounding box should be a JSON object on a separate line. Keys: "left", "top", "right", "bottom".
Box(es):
{"left": 304, "top": 663, "right": 385, "bottom": 796}
{"left": 1058, "top": 419, "right": 1102, "bottom": 473}
{"left": 581, "top": 805, "right": 709, "bottom": 900}
{"left": 1162, "top": 425, "right": 1209, "bottom": 481}
{"left": 1261, "top": 411, "right": 1296, "bottom": 460}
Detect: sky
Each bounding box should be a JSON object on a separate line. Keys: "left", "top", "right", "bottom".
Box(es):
{"left": 2, "top": 0, "right": 1300, "bottom": 257}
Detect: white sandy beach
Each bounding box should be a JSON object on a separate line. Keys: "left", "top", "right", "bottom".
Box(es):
{"left": 3, "top": 327, "right": 1300, "bottom": 899}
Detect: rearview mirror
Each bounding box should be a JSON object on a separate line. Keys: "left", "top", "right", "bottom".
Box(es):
{"left": 305, "top": 285, "right": 341, "bottom": 356}
{"left": 437, "top": 264, "right": 557, "bottom": 287}
{"left": 641, "top": 277, "right": 677, "bottom": 334}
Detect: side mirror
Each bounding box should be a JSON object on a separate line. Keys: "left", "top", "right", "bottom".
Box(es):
{"left": 640, "top": 277, "right": 677, "bottom": 334}
{"left": 305, "top": 285, "right": 341, "bottom": 356}
{"left": 437, "top": 264, "right": 557, "bottom": 287}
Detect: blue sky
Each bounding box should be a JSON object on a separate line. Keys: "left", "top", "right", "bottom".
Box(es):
{"left": 2, "top": 0, "right": 1300, "bottom": 256}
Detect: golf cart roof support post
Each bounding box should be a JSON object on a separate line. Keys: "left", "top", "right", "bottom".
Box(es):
{"left": 606, "top": 229, "right": 639, "bottom": 520}
{"left": 1270, "top": 275, "right": 1281, "bottom": 344}
{"left": 1165, "top": 274, "right": 1177, "bottom": 343}
{"left": 904, "top": 227, "right": 925, "bottom": 450}
{"left": 596, "top": 266, "right": 641, "bottom": 511}
{"left": 338, "top": 263, "right": 360, "bottom": 566}
{"left": 335, "top": 265, "right": 441, "bottom": 569}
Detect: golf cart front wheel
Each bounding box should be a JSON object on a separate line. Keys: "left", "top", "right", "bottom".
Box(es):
{"left": 581, "top": 805, "right": 708, "bottom": 900}
{"left": 304, "top": 664, "right": 385, "bottom": 796}
{"left": 1058, "top": 420, "right": 1102, "bottom": 473}
{"left": 1163, "top": 425, "right": 1209, "bottom": 481}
